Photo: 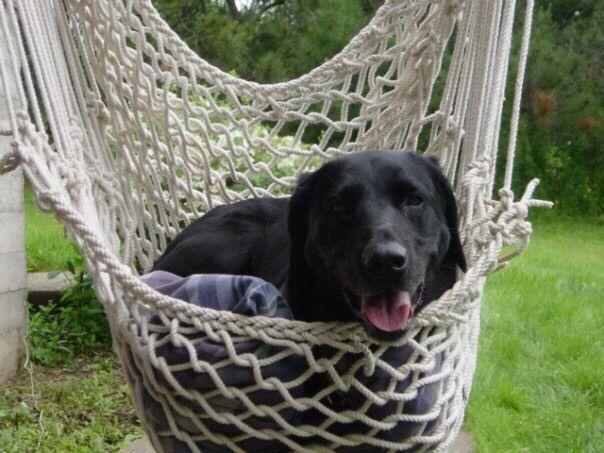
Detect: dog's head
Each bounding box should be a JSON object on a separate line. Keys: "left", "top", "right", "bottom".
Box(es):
{"left": 288, "top": 150, "right": 466, "bottom": 338}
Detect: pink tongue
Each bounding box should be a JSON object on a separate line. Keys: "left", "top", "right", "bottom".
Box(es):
{"left": 361, "top": 291, "right": 413, "bottom": 332}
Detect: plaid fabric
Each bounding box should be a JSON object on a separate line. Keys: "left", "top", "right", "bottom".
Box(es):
{"left": 139, "top": 271, "right": 440, "bottom": 451}
{"left": 141, "top": 271, "right": 292, "bottom": 319}
{"left": 139, "top": 272, "right": 302, "bottom": 451}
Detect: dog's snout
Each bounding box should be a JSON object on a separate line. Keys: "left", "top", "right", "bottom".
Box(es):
{"left": 364, "top": 242, "right": 407, "bottom": 274}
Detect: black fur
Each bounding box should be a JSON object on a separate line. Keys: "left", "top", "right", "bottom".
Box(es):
{"left": 153, "top": 150, "right": 465, "bottom": 335}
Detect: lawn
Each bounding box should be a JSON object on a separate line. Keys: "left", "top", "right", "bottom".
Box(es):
{"left": 466, "top": 217, "right": 603, "bottom": 451}
{"left": 24, "top": 187, "right": 80, "bottom": 271}
{"left": 4, "top": 196, "right": 602, "bottom": 451}
{"left": 0, "top": 355, "right": 142, "bottom": 451}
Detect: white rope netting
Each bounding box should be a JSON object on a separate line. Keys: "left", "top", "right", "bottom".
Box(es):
{"left": 0, "top": 0, "right": 551, "bottom": 450}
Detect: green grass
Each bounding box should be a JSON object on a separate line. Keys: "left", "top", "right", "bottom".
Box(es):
{"left": 11, "top": 195, "right": 604, "bottom": 449}
{"left": 24, "top": 187, "right": 81, "bottom": 272}
{"left": 466, "top": 218, "right": 604, "bottom": 451}
{"left": 0, "top": 355, "right": 142, "bottom": 451}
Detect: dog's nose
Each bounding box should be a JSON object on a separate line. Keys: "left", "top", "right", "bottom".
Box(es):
{"left": 364, "top": 242, "right": 407, "bottom": 274}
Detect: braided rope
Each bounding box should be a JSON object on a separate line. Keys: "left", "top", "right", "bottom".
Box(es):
{"left": 0, "top": 0, "right": 550, "bottom": 450}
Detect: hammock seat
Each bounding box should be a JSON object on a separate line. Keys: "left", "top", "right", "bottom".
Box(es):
{"left": 0, "top": 0, "right": 551, "bottom": 450}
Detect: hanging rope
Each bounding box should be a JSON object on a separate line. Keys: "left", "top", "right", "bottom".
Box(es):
{"left": 0, "top": 0, "right": 551, "bottom": 450}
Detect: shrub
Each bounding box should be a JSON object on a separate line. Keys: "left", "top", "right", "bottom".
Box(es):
{"left": 28, "top": 258, "right": 112, "bottom": 366}
{"left": 155, "top": 1, "right": 603, "bottom": 216}
{"left": 498, "top": 4, "right": 603, "bottom": 216}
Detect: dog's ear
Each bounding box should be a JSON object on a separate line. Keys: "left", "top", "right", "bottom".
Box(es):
{"left": 427, "top": 159, "right": 467, "bottom": 272}
{"left": 288, "top": 172, "right": 316, "bottom": 250}
{"left": 426, "top": 154, "right": 441, "bottom": 167}
{"left": 443, "top": 186, "right": 467, "bottom": 272}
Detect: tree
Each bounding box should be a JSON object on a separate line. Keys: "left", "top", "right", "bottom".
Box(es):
{"left": 154, "top": 0, "right": 603, "bottom": 215}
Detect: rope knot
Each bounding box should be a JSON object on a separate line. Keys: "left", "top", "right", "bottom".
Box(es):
{"left": 85, "top": 93, "right": 110, "bottom": 121}
{"left": 363, "top": 356, "right": 376, "bottom": 376}
{"left": 445, "top": 123, "right": 457, "bottom": 136}
{"left": 0, "top": 150, "right": 21, "bottom": 175}
{"left": 513, "top": 202, "right": 529, "bottom": 219}
{"left": 498, "top": 188, "right": 514, "bottom": 210}
{"left": 512, "top": 220, "right": 532, "bottom": 238}
{"left": 488, "top": 222, "right": 503, "bottom": 236}
{"left": 463, "top": 156, "right": 491, "bottom": 185}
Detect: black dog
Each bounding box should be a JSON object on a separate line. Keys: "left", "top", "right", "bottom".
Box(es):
{"left": 152, "top": 150, "right": 466, "bottom": 338}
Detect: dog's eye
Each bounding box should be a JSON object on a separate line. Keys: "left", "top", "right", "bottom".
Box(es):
{"left": 328, "top": 200, "right": 348, "bottom": 213}
{"left": 404, "top": 194, "right": 423, "bottom": 206}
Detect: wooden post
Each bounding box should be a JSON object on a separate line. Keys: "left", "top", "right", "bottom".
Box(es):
{"left": 0, "top": 19, "right": 27, "bottom": 384}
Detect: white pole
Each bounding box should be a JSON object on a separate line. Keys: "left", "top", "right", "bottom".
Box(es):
{"left": 0, "top": 17, "right": 27, "bottom": 384}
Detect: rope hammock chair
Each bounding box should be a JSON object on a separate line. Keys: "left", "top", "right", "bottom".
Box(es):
{"left": 0, "top": 0, "right": 552, "bottom": 450}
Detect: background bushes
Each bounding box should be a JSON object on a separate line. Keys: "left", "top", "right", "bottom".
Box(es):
{"left": 154, "top": 0, "right": 602, "bottom": 216}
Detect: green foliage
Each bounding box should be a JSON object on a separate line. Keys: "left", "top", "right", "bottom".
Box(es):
{"left": 6, "top": 219, "right": 602, "bottom": 450}
{"left": 542, "top": 0, "right": 596, "bottom": 24}
{"left": 28, "top": 257, "right": 111, "bottom": 366}
{"left": 467, "top": 218, "right": 604, "bottom": 451}
{"left": 156, "top": 0, "right": 374, "bottom": 83}
{"left": 25, "top": 187, "right": 82, "bottom": 271}
{"left": 0, "top": 355, "right": 142, "bottom": 451}
{"left": 502, "top": 4, "right": 603, "bottom": 216}
{"left": 155, "top": 0, "right": 602, "bottom": 216}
